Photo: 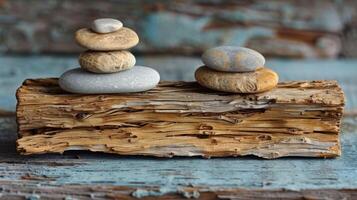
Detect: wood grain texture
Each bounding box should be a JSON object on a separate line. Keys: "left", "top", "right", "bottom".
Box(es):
{"left": 2, "top": 115, "right": 357, "bottom": 198}
{"left": 16, "top": 79, "right": 344, "bottom": 159}
{"left": 0, "top": 180, "right": 355, "bottom": 200}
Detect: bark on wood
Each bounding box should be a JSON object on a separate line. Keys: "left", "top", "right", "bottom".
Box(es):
{"left": 16, "top": 79, "right": 345, "bottom": 159}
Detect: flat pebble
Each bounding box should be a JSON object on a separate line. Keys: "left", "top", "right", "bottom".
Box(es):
{"left": 79, "top": 50, "right": 135, "bottom": 73}
{"left": 195, "top": 66, "right": 278, "bottom": 93}
{"left": 75, "top": 27, "right": 139, "bottom": 51}
{"left": 202, "top": 46, "right": 265, "bottom": 72}
{"left": 59, "top": 66, "right": 160, "bottom": 94}
{"left": 91, "top": 18, "right": 123, "bottom": 34}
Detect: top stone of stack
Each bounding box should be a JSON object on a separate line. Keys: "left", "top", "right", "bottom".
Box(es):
{"left": 91, "top": 18, "right": 123, "bottom": 33}
{"left": 201, "top": 46, "right": 265, "bottom": 72}
{"left": 75, "top": 19, "right": 139, "bottom": 51}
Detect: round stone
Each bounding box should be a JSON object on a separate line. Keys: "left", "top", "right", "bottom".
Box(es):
{"left": 59, "top": 66, "right": 160, "bottom": 94}
{"left": 202, "top": 46, "right": 265, "bottom": 72}
{"left": 79, "top": 50, "right": 136, "bottom": 73}
{"left": 75, "top": 27, "right": 139, "bottom": 51}
{"left": 195, "top": 66, "right": 278, "bottom": 93}
{"left": 91, "top": 18, "right": 123, "bottom": 34}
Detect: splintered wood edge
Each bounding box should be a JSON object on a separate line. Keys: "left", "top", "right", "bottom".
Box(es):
{"left": 16, "top": 129, "right": 341, "bottom": 159}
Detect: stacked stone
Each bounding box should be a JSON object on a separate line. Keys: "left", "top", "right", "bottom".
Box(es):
{"left": 59, "top": 18, "right": 160, "bottom": 94}
{"left": 195, "top": 46, "right": 279, "bottom": 93}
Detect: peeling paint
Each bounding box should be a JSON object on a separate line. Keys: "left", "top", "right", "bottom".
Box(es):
{"left": 177, "top": 187, "right": 200, "bottom": 199}
{"left": 140, "top": 12, "right": 273, "bottom": 50}
{"left": 12, "top": 21, "right": 40, "bottom": 53}
{"left": 26, "top": 194, "right": 40, "bottom": 200}
{"left": 132, "top": 187, "right": 175, "bottom": 198}
{"left": 0, "top": 0, "right": 353, "bottom": 57}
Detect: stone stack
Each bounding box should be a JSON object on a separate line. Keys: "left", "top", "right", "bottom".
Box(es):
{"left": 59, "top": 18, "right": 160, "bottom": 94}
{"left": 195, "top": 46, "right": 278, "bottom": 93}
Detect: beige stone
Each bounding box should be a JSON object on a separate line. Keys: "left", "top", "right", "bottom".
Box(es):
{"left": 79, "top": 50, "right": 135, "bottom": 73}
{"left": 195, "top": 66, "right": 278, "bottom": 93}
{"left": 75, "top": 27, "right": 139, "bottom": 51}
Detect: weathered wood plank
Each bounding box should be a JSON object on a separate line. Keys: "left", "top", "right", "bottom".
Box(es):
{"left": 1, "top": 116, "right": 357, "bottom": 198}
{"left": 16, "top": 79, "right": 344, "bottom": 158}
{"left": 0, "top": 0, "right": 353, "bottom": 57}
{"left": 0, "top": 180, "right": 356, "bottom": 200}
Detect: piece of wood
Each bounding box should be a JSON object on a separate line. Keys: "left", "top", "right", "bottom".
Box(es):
{"left": 2, "top": 115, "right": 357, "bottom": 198}
{"left": 0, "top": 180, "right": 356, "bottom": 200}
{"left": 16, "top": 79, "right": 344, "bottom": 159}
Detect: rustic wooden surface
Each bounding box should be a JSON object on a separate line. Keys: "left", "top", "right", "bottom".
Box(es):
{"left": 0, "top": 57, "right": 357, "bottom": 198}
{"left": 1, "top": 115, "right": 357, "bottom": 199}
{"left": 16, "top": 79, "right": 344, "bottom": 159}
{"left": 1, "top": 0, "right": 356, "bottom": 58}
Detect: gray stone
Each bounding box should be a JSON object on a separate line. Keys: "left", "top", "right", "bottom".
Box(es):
{"left": 202, "top": 46, "right": 265, "bottom": 72}
{"left": 91, "top": 18, "right": 123, "bottom": 34}
{"left": 59, "top": 66, "right": 160, "bottom": 94}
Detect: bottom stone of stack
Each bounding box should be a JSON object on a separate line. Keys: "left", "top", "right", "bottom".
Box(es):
{"left": 16, "top": 79, "right": 344, "bottom": 159}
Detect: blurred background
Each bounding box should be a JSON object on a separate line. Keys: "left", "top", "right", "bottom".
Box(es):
{"left": 1, "top": 0, "right": 357, "bottom": 111}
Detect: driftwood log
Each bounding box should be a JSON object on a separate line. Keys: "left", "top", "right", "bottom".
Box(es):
{"left": 16, "top": 79, "right": 344, "bottom": 159}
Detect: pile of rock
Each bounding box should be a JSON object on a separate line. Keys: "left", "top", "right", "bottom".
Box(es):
{"left": 59, "top": 18, "right": 160, "bottom": 94}
{"left": 195, "top": 46, "right": 278, "bottom": 93}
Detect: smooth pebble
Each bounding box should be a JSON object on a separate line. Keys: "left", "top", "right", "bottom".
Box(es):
{"left": 75, "top": 27, "right": 139, "bottom": 51}
{"left": 91, "top": 18, "right": 123, "bottom": 34}
{"left": 59, "top": 66, "right": 160, "bottom": 94}
{"left": 79, "top": 50, "right": 135, "bottom": 73}
{"left": 195, "top": 66, "right": 278, "bottom": 93}
{"left": 202, "top": 46, "right": 265, "bottom": 72}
